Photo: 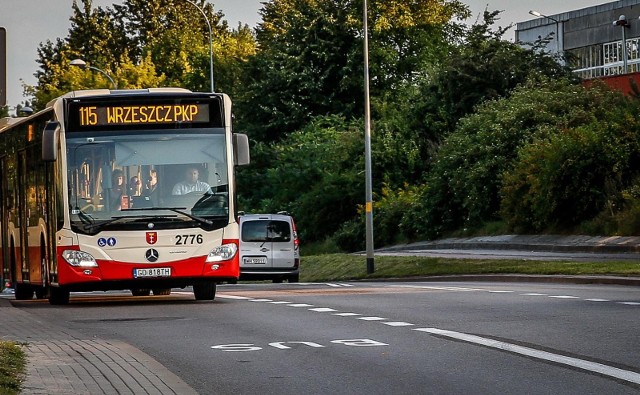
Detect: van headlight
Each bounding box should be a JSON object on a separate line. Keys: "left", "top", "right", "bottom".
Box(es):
{"left": 206, "top": 243, "right": 238, "bottom": 262}
{"left": 62, "top": 250, "right": 98, "bottom": 267}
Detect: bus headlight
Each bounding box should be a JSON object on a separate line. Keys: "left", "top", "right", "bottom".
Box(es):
{"left": 62, "top": 250, "right": 98, "bottom": 267}
{"left": 206, "top": 243, "right": 238, "bottom": 262}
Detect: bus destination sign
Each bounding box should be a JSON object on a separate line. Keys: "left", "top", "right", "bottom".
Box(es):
{"left": 76, "top": 103, "right": 210, "bottom": 127}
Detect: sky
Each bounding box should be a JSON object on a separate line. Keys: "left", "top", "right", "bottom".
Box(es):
{"left": 1, "top": 0, "right": 608, "bottom": 108}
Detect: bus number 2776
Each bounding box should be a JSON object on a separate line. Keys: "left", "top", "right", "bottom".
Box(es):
{"left": 175, "top": 234, "right": 203, "bottom": 245}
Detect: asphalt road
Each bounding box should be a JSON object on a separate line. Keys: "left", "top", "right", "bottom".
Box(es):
{"left": 12, "top": 281, "right": 640, "bottom": 394}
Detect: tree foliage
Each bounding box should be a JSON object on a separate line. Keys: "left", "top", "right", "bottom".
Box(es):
{"left": 27, "top": 0, "right": 256, "bottom": 109}
{"left": 236, "top": 0, "right": 469, "bottom": 141}
{"left": 238, "top": 116, "right": 364, "bottom": 242}
{"left": 501, "top": 86, "right": 640, "bottom": 232}
{"left": 416, "top": 78, "right": 640, "bottom": 239}
{"left": 413, "top": 11, "right": 578, "bottom": 142}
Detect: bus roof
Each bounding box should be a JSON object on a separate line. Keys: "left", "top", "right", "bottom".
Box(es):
{"left": 0, "top": 116, "right": 25, "bottom": 131}
{"left": 45, "top": 87, "right": 194, "bottom": 108}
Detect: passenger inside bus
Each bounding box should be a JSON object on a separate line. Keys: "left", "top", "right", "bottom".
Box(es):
{"left": 142, "top": 169, "right": 161, "bottom": 207}
{"left": 128, "top": 176, "right": 142, "bottom": 196}
{"left": 111, "top": 169, "right": 125, "bottom": 209}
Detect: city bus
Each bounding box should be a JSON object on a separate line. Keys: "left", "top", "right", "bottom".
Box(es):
{"left": 0, "top": 88, "right": 249, "bottom": 304}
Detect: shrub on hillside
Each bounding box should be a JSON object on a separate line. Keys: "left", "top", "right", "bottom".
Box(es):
{"left": 416, "top": 78, "right": 636, "bottom": 238}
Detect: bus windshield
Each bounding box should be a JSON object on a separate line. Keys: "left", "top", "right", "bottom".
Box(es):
{"left": 66, "top": 128, "right": 229, "bottom": 233}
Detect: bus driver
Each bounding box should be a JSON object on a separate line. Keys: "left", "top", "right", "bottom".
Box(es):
{"left": 172, "top": 166, "right": 211, "bottom": 195}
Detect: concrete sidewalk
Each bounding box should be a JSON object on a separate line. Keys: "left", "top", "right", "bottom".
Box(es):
{"left": 0, "top": 297, "right": 197, "bottom": 395}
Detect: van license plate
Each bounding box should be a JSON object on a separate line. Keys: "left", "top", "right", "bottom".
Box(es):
{"left": 244, "top": 257, "right": 267, "bottom": 264}
{"left": 134, "top": 267, "right": 171, "bottom": 278}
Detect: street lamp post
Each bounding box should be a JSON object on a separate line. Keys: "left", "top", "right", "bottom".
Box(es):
{"left": 183, "top": 0, "right": 214, "bottom": 92}
{"left": 529, "top": 10, "right": 560, "bottom": 55}
{"left": 363, "top": 0, "right": 374, "bottom": 274}
{"left": 613, "top": 15, "right": 631, "bottom": 74}
{"left": 70, "top": 59, "right": 117, "bottom": 89}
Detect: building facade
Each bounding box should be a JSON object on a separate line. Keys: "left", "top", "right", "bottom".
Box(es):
{"left": 516, "top": 0, "right": 640, "bottom": 81}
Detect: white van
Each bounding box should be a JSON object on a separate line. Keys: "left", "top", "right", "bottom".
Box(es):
{"left": 238, "top": 213, "right": 300, "bottom": 282}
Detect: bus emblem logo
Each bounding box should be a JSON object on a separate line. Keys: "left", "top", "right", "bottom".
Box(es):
{"left": 145, "top": 249, "right": 159, "bottom": 262}
{"left": 146, "top": 232, "right": 158, "bottom": 245}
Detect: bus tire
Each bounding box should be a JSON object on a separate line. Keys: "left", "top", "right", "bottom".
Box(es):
{"left": 152, "top": 288, "right": 171, "bottom": 296}
{"left": 49, "top": 287, "right": 70, "bottom": 305}
{"left": 131, "top": 289, "right": 151, "bottom": 296}
{"left": 36, "top": 242, "right": 49, "bottom": 299}
{"left": 14, "top": 283, "right": 34, "bottom": 300}
{"left": 193, "top": 282, "right": 216, "bottom": 300}
{"left": 35, "top": 287, "right": 47, "bottom": 299}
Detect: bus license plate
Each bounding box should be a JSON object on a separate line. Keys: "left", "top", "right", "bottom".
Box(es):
{"left": 134, "top": 267, "right": 171, "bottom": 278}
{"left": 244, "top": 257, "right": 267, "bottom": 264}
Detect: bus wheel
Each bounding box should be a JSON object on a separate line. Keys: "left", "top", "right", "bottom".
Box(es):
{"left": 131, "top": 289, "right": 151, "bottom": 296}
{"left": 49, "top": 287, "right": 70, "bottom": 305}
{"left": 37, "top": 242, "right": 49, "bottom": 299}
{"left": 35, "top": 287, "right": 47, "bottom": 299}
{"left": 152, "top": 288, "right": 171, "bottom": 296}
{"left": 14, "top": 283, "right": 34, "bottom": 300}
{"left": 193, "top": 282, "right": 216, "bottom": 300}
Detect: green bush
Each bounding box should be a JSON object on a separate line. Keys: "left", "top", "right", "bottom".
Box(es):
{"left": 501, "top": 90, "right": 640, "bottom": 232}
{"left": 333, "top": 218, "right": 365, "bottom": 252}
{"left": 418, "top": 78, "right": 638, "bottom": 237}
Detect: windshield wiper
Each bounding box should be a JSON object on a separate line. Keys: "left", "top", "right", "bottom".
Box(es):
{"left": 83, "top": 213, "right": 178, "bottom": 232}
{"left": 122, "top": 207, "right": 214, "bottom": 226}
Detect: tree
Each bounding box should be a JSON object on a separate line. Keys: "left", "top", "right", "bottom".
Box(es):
{"left": 238, "top": 116, "right": 364, "bottom": 242}
{"left": 236, "top": 0, "right": 468, "bottom": 142}
{"left": 27, "top": 0, "right": 256, "bottom": 109}
{"left": 413, "top": 11, "right": 577, "bottom": 143}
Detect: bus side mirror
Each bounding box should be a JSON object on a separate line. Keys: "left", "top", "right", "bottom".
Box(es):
{"left": 233, "top": 133, "right": 250, "bottom": 166}
{"left": 42, "top": 121, "right": 61, "bottom": 162}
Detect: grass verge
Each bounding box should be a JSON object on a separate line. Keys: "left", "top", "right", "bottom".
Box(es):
{"left": 0, "top": 341, "right": 26, "bottom": 395}
{"left": 300, "top": 254, "right": 640, "bottom": 282}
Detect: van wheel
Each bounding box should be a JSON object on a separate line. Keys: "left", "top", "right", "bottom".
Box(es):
{"left": 288, "top": 274, "right": 299, "bottom": 283}
{"left": 193, "top": 282, "right": 216, "bottom": 300}
{"left": 273, "top": 278, "right": 283, "bottom": 283}
{"left": 152, "top": 288, "right": 172, "bottom": 296}
{"left": 49, "top": 287, "right": 70, "bottom": 305}
{"left": 131, "top": 289, "right": 151, "bottom": 296}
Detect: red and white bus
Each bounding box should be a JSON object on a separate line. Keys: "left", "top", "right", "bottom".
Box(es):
{"left": 0, "top": 88, "right": 249, "bottom": 304}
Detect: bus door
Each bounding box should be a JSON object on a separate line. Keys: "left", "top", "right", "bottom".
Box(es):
{"left": 17, "top": 150, "right": 29, "bottom": 283}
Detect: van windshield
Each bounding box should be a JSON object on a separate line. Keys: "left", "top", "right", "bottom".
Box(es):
{"left": 242, "top": 220, "right": 291, "bottom": 242}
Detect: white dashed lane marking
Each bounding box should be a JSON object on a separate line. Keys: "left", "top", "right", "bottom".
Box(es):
{"left": 218, "top": 288, "right": 640, "bottom": 386}
{"left": 383, "top": 322, "right": 414, "bottom": 327}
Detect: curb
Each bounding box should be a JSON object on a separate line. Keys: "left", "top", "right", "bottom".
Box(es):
{"left": 358, "top": 274, "right": 640, "bottom": 287}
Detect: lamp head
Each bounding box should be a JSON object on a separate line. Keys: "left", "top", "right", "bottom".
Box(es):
{"left": 614, "top": 15, "right": 630, "bottom": 27}
{"left": 69, "top": 59, "right": 88, "bottom": 69}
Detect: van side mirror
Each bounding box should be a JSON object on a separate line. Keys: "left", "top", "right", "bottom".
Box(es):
{"left": 233, "top": 133, "right": 250, "bottom": 166}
